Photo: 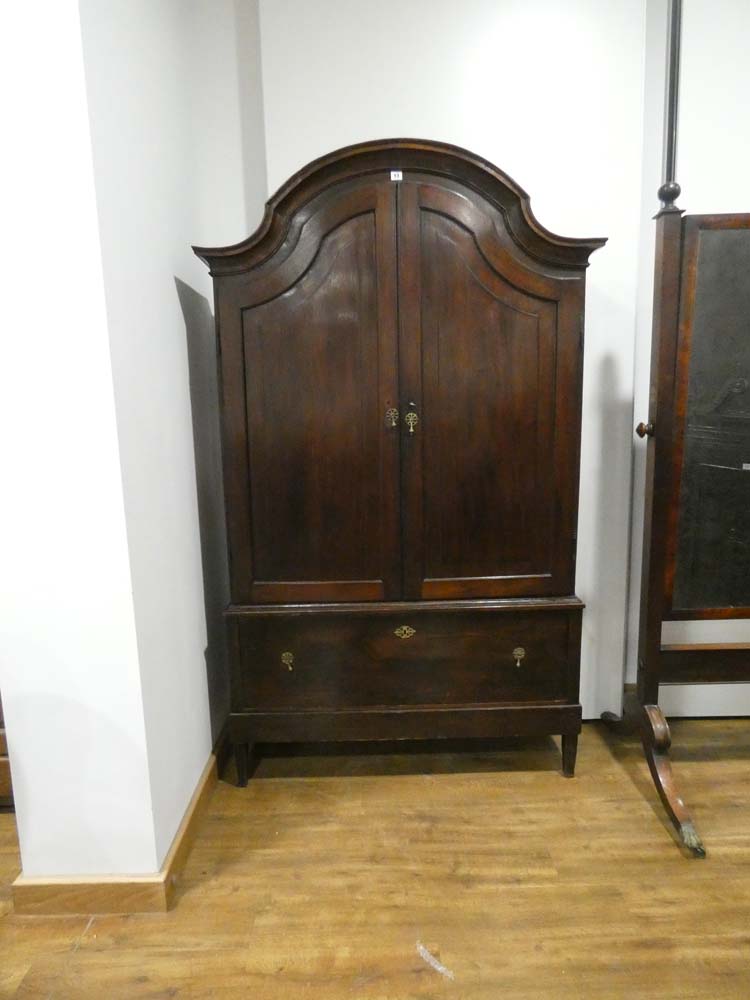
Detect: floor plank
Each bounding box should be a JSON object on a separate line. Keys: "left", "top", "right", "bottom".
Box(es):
{"left": 2, "top": 720, "right": 750, "bottom": 998}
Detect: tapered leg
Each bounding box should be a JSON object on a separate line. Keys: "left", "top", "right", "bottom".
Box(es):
{"left": 561, "top": 733, "right": 578, "bottom": 777}
{"left": 641, "top": 704, "right": 705, "bottom": 858}
{"left": 234, "top": 742, "right": 250, "bottom": 788}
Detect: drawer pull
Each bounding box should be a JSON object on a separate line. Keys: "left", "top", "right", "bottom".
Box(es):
{"left": 281, "top": 651, "right": 294, "bottom": 671}
{"left": 405, "top": 410, "right": 419, "bottom": 435}
{"left": 394, "top": 625, "right": 416, "bottom": 639}
{"left": 513, "top": 646, "right": 526, "bottom": 668}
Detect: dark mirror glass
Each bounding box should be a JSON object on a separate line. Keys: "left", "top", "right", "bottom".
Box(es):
{"left": 672, "top": 226, "right": 750, "bottom": 611}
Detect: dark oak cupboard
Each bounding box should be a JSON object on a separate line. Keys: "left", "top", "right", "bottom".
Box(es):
{"left": 194, "top": 140, "right": 605, "bottom": 784}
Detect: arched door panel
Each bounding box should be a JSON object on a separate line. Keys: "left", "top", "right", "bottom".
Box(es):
{"left": 216, "top": 180, "right": 401, "bottom": 603}
{"left": 398, "top": 179, "right": 583, "bottom": 599}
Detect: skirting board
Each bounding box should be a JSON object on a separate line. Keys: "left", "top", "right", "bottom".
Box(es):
{"left": 12, "top": 753, "right": 218, "bottom": 915}
{"left": 0, "top": 724, "right": 12, "bottom": 807}
{"left": 0, "top": 756, "right": 11, "bottom": 803}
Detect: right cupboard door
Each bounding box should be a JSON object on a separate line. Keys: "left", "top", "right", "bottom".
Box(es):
{"left": 398, "top": 177, "right": 584, "bottom": 600}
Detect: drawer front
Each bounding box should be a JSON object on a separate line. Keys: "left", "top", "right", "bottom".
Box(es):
{"left": 235, "top": 610, "right": 576, "bottom": 711}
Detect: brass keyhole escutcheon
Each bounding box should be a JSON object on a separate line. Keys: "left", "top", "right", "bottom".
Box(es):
{"left": 513, "top": 646, "right": 526, "bottom": 668}
{"left": 405, "top": 411, "right": 419, "bottom": 435}
{"left": 281, "top": 651, "right": 294, "bottom": 671}
{"left": 385, "top": 407, "right": 399, "bottom": 428}
{"left": 394, "top": 625, "right": 416, "bottom": 639}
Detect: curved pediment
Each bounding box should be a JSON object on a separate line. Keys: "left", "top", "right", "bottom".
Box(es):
{"left": 192, "top": 138, "right": 606, "bottom": 276}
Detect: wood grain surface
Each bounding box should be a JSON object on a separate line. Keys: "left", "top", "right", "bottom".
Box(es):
{"left": 2, "top": 719, "right": 750, "bottom": 998}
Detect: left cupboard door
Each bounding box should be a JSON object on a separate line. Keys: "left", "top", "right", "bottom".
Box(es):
{"left": 217, "top": 181, "right": 402, "bottom": 604}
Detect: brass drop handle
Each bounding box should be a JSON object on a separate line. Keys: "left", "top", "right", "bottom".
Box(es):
{"left": 513, "top": 646, "right": 526, "bottom": 668}
{"left": 636, "top": 421, "right": 654, "bottom": 438}
{"left": 405, "top": 402, "right": 419, "bottom": 435}
{"left": 385, "top": 407, "right": 399, "bottom": 429}
{"left": 281, "top": 651, "right": 294, "bottom": 671}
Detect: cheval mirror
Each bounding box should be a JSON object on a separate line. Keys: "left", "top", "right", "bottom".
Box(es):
{"left": 634, "top": 0, "right": 750, "bottom": 856}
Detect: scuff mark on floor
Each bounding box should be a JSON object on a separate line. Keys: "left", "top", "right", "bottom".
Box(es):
{"left": 416, "top": 941, "right": 455, "bottom": 980}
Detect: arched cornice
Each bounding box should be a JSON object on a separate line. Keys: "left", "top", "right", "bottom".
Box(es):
{"left": 193, "top": 138, "right": 606, "bottom": 275}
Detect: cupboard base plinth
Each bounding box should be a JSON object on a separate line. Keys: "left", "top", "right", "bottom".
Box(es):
{"left": 228, "top": 703, "right": 581, "bottom": 786}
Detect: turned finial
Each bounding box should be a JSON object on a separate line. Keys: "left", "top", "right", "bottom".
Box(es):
{"left": 657, "top": 180, "right": 682, "bottom": 213}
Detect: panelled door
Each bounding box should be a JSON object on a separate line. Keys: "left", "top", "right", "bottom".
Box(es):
{"left": 222, "top": 173, "right": 581, "bottom": 604}
{"left": 221, "top": 178, "right": 402, "bottom": 604}
{"left": 398, "top": 176, "right": 581, "bottom": 599}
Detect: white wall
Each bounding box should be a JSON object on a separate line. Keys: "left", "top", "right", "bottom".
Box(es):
{"left": 679, "top": 0, "right": 750, "bottom": 216}
{"left": 0, "top": 0, "right": 265, "bottom": 879}
{"left": 259, "top": 0, "right": 648, "bottom": 717}
{"left": 0, "top": 1, "right": 157, "bottom": 875}
{"left": 78, "top": 0, "right": 267, "bottom": 863}
{"left": 627, "top": 0, "right": 750, "bottom": 716}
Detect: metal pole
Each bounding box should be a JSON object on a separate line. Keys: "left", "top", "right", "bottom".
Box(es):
{"left": 658, "top": 0, "right": 683, "bottom": 211}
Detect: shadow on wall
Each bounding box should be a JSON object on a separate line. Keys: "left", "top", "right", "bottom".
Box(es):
{"left": 233, "top": 0, "right": 269, "bottom": 234}
{"left": 175, "top": 278, "right": 230, "bottom": 745}
{"left": 590, "top": 349, "right": 634, "bottom": 714}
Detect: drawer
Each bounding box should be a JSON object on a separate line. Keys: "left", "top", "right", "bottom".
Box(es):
{"left": 234, "top": 609, "right": 576, "bottom": 711}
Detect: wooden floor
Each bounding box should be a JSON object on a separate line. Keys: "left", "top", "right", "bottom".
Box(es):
{"left": 1, "top": 719, "right": 750, "bottom": 999}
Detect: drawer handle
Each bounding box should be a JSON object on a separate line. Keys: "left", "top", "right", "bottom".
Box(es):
{"left": 281, "top": 651, "right": 294, "bottom": 671}
{"left": 394, "top": 625, "right": 415, "bottom": 639}
{"left": 513, "top": 646, "right": 526, "bottom": 668}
